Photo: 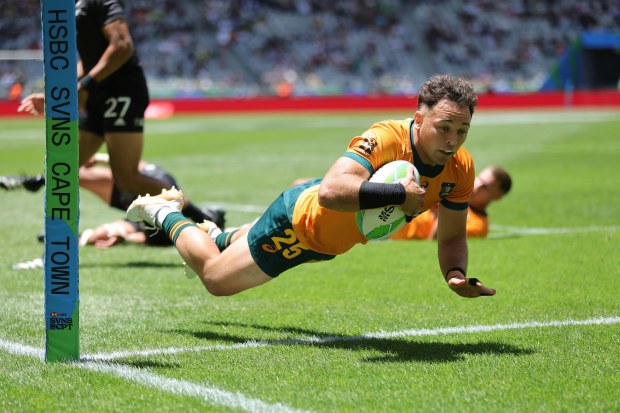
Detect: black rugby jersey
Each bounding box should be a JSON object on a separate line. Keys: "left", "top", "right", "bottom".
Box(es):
{"left": 75, "top": 0, "right": 141, "bottom": 77}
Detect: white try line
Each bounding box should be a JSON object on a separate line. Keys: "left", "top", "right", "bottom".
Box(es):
{"left": 490, "top": 224, "right": 620, "bottom": 238}
{"left": 81, "top": 316, "right": 620, "bottom": 361}
{"left": 0, "top": 340, "right": 310, "bottom": 413}
{"left": 77, "top": 361, "right": 311, "bottom": 413}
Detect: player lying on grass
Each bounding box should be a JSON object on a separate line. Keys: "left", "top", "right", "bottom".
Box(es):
{"left": 127, "top": 74, "right": 496, "bottom": 298}
{"left": 0, "top": 154, "right": 225, "bottom": 247}
{"left": 391, "top": 166, "right": 512, "bottom": 239}
{"left": 77, "top": 218, "right": 219, "bottom": 249}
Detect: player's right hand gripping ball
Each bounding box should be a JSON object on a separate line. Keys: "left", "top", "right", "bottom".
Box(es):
{"left": 356, "top": 160, "right": 419, "bottom": 239}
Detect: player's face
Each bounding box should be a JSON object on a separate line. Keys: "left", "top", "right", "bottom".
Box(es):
{"left": 414, "top": 99, "right": 471, "bottom": 166}
{"left": 472, "top": 168, "right": 503, "bottom": 203}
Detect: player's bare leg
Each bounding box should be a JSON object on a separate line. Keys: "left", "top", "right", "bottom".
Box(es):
{"left": 79, "top": 130, "right": 106, "bottom": 166}
{"left": 127, "top": 188, "right": 272, "bottom": 296}
{"left": 174, "top": 227, "right": 272, "bottom": 295}
{"left": 78, "top": 166, "right": 114, "bottom": 204}
{"left": 105, "top": 131, "right": 173, "bottom": 196}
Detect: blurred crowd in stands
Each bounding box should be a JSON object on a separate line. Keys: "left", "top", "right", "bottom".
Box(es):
{"left": 1, "top": 0, "right": 619, "bottom": 99}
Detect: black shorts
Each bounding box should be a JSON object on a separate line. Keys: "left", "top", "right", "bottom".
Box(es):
{"left": 125, "top": 220, "right": 173, "bottom": 247}
{"left": 79, "top": 68, "right": 149, "bottom": 136}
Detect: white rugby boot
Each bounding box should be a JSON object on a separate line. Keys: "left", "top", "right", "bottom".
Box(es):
{"left": 126, "top": 187, "right": 184, "bottom": 229}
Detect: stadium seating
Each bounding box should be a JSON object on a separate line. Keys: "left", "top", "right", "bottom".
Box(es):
{"left": 0, "top": 0, "right": 618, "bottom": 99}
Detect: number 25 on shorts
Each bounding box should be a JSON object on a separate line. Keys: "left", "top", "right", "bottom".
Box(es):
{"left": 261, "top": 228, "right": 309, "bottom": 259}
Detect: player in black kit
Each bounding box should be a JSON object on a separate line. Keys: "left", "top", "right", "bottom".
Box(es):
{"left": 18, "top": 0, "right": 181, "bottom": 209}
{"left": 15, "top": 0, "right": 223, "bottom": 240}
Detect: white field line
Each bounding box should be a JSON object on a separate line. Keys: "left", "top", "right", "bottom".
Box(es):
{"left": 81, "top": 316, "right": 620, "bottom": 361}
{"left": 490, "top": 224, "right": 620, "bottom": 236}
{"left": 0, "top": 340, "right": 310, "bottom": 413}
{"left": 362, "top": 316, "right": 620, "bottom": 339}
{"left": 0, "top": 339, "right": 44, "bottom": 360}
{"left": 77, "top": 362, "right": 311, "bottom": 413}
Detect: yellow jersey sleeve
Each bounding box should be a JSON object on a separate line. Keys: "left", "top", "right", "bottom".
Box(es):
{"left": 343, "top": 119, "right": 414, "bottom": 175}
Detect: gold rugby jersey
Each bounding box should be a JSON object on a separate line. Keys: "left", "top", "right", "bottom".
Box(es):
{"left": 292, "top": 119, "right": 475, "bottom": 255}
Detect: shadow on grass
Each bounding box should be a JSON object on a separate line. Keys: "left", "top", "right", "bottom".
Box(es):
{"left": 170, "top": 321, "right": 534, "bottom": 363}
{"left": 80, "top": 261, "right": 179, "bottom": 269}
{"left": 119, "top": 360, "right": 181, "bottom": 369}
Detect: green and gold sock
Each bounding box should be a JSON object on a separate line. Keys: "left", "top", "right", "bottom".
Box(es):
{"left": 214, "top": 229, "right": 239, "bottom": 252}
{"left": 162, "top": 212, "right": 196, "bottom": 244}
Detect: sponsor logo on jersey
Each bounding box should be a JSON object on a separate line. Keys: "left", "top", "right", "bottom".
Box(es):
{"left": 359, "top": 132, "right": 378, "bottom": 155}
{"left": 439, "top": 182, "right": 455, "bottom": 198}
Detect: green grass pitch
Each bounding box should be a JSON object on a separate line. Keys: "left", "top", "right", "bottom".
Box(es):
{"left": 0, "top": 109, "right": 619, "bottom": 412}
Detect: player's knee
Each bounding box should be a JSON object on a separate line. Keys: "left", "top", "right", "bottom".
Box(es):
{"left": 201, "top": 270, "right": 238, "bottom": 297}
{"left": 111, "top": 173, "right": 134, "bottom": 191}
{"left": 114, "top": 173, "right": 156, "bottom": 195}
{"left": 203, "top": 278, "right": 237, "bottom": 296}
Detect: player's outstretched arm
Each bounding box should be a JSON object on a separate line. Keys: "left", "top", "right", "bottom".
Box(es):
{"left": 437, "top": 205, "right": 496, "bottom": 298}
{"left": 17, "top": 93, "right": 45, "bottom": 116}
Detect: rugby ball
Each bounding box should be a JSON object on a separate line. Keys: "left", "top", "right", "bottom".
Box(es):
{"left": 355, "top": 160, "right": 420, "bottom": 239}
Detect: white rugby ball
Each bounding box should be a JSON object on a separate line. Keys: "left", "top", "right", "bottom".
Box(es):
{"left": 355, "top": 160, "right": 420, "bottom": 239}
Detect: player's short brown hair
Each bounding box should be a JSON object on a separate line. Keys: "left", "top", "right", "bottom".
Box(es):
{"left": 418, "top": 74, "right": 478, "bottom": 116}
{"left": 490, "top": 166, "right": 512, "bottom": 194}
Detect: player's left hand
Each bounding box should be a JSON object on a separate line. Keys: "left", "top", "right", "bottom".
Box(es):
{"left": 93, "top": 235, "right": 125, "bottom": 249}
{"left": 17, "top": 93, "right": 45, "bottom": 116}
{"left": 447, "top": 274, "right": 496, "bottom": 298}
